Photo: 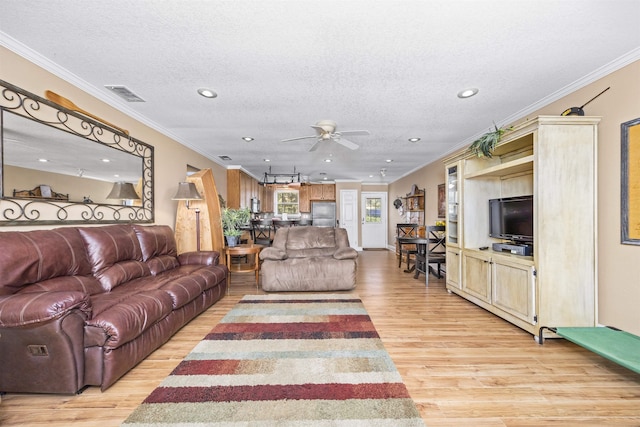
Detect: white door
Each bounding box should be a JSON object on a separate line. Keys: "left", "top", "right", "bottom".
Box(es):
{"left": 340, "top": 189, "right": 359, "bottom": 249}
{"left": 361, "top": 192, "right": 387, "bottom": 248}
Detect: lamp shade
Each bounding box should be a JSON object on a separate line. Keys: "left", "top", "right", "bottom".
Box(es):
{"left": 106, "top": 181, "right": 140, "bottom": 199}
{"left": 172, "top": 182, "right": 202, "bottom": 200}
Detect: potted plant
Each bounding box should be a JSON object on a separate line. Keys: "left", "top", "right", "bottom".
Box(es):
{"left": 468, "top": 123, "right": 511, "bottom": 158}
{"left": 221, "top": 207, "right": 251, "bottom": 247}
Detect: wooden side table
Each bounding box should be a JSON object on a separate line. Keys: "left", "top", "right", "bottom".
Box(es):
{"left": 224, "top": 244, "right": 264, "bottom": 292}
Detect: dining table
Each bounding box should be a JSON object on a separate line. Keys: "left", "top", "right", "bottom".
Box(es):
{"left": 397, "top": 232, "right": 446, "bottom": 285}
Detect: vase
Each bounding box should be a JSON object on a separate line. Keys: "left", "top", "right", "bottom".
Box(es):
{"left": 226, "top": 235, "right": 239, "bottom": 247}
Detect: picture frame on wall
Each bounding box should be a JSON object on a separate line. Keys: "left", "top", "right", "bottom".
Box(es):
{"left": 437, "top": 183, "right": 446, "bottom": 218}
{"left": 621, "top": 117, "right": 640, "bottom": 245}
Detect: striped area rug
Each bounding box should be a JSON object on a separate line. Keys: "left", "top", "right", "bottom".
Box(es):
{"left": 122, "top": 294, "right": 425, "bottom": 426}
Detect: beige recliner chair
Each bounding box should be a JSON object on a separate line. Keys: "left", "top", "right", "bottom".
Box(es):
{"left": 259, "top": 226, "right": 358, "bottom": 291}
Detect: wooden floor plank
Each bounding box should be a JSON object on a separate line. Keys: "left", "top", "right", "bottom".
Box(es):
{"left": 1, "top": 249, "right": 639, "bottom": 426}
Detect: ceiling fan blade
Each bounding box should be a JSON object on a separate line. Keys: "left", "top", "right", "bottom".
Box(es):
{"left": 281, "top": 135, "right": 317, "bottom": 142}
{"left": 309, "top": 140, "right": 324, "bottom": 152}
{"left": 334, "top": 137, "right": 359, "bottom": 150}
{"left": 337, "top": 130, "right": 370, "bottom": 136}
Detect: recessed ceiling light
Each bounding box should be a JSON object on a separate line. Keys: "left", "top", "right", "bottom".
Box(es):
{"left": 101, "top": 158, "right": 110, "bottom": 162}
{"left": 457, "top": 88, "right": 479, "bottom": 98}
{"left": 242, "top": 137, "right": 254, "bottom": 142}
{"left": 218, "top": 155, "right": 232, "bottom": 161}
{"left": 38, "top": 158, "right": 48, "bottom": 162}
{"left": 408, "top": 137, "right": 421, "bottom": 142}
{"left": 324, "top": 159, "right": 332, "bottom": 163}
{"left": 197, "top": 88, "right": 217, "bottom": 98}
{"left": 264, "top": 158, "right": 270, "bottom": 162}
{"left": 386, "top": 159, "right": 393, "bottom": 163}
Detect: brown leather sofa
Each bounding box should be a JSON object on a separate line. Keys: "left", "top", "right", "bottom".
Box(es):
{"left": 0, "top": 224, "right": 227, "bottom": 394}
{"left": 259, "top": 226, "right": 358, "bottom": 291}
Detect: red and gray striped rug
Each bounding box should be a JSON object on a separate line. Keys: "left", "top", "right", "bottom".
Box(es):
{"left": 122, "top": 294, "right": 425, "bottom": 426}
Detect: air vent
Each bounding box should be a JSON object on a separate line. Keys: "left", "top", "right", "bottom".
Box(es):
{"left": 104, "top": 85, "right": 145, "bottom": 102}
{"left": 219, "top": 155, "right": 232, "bottom": 161}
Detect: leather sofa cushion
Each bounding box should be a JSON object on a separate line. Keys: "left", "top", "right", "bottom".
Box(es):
{"left": 0, "top": 291, "right": 91, "bottom": 327}
{"left": 94, "top": 259, "right": 150, "bottom": 291}
{"left": 17, "top": 275, "right": 104, "bottom": 296}
{"left": 133, "top": 225, "right": 178, "bottom": 260}
{"left": 87, "top": 287, "right": 173, "bottom": 348}
{"left": 0, "top": 228, "right": 92, "bottom": 295}
{"left": 133, "top": 225, "right": 182, "bottom": 275}
{"left": 78, "top": 225, "right": 147, "bottom": 290}
{"left": 155, "top": 265, "right": 228, "bottom": 309}
{"left": 146, "top": 255, "right": 180, "bottom": 276}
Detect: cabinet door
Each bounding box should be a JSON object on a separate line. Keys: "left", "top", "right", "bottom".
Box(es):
{"left": 310, "top": 185, "right": 324, "bottom": 200}
{"left": 260, "top": 185, "right": 274, "bottom": 213}
{"left": 445, "top": 163, "right": 460, "bottom": 246}
{"left": 462, "top": 252, "right": 491, "bottom": 303}
{"left": 323, "top": 184, "right": 336, "bottom": 200}
{"left": 299, "top": 185, "right": 310, "bottom": 212}
{"left": 310, "top": 184, "right": 335, "bottom": 200}
{"left": 446, "top": 248, "right": 461, "bottom": 289}
{"left": 492, "top": 259, "right": 535, "bottom": 324}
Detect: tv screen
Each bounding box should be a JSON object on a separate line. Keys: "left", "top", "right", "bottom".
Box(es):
{"left": 489, "top": 196, "right": 533, "bottom": 243}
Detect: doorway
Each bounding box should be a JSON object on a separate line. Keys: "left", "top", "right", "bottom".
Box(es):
{"left": 361, "top": 192, "right": 387, "bottom": 249}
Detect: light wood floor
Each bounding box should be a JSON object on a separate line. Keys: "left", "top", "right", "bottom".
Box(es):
{"left": 1, "top": 250, "right": 639, "bottom": 426}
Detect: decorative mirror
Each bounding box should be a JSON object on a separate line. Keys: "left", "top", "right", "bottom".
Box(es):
{"left": 0, "top": 80, "right": 153, "bottom": 225}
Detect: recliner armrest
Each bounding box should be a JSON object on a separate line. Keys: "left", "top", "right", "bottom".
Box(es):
{"left": 0, "top": 291, "right": 91, "bottom": 327}
{"left": 333, "top": 247, "right": 358, "bottom": 260}
{"left": 259, "top": 247, "right": 288, "bottom": 261}
{"left": 178, "top": 251, "right": 220, "bottom": 266}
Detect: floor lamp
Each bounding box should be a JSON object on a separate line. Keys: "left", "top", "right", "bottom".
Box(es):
{"left": 172, "top": 182, "right": 203, "bottom": 251}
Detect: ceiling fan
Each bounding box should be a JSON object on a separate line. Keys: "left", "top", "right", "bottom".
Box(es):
{"left": 281, "top": 120, "right": 370, "bottom": 152}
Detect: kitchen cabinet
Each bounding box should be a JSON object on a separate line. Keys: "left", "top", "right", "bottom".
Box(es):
{"left": 227, "top": 169, "right": 259, "bottom": 209}
{"left": 309, "top": 184, "right": 335, "bottom": 200}
{"left": 299, "top": 184, "right": 310, "bottom": 212}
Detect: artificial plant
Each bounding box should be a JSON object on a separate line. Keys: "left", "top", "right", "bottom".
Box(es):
{"left": 468, "top": 123, "right": 511, "bottom": 158}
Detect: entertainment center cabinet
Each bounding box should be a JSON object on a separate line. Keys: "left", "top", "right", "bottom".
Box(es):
{"left": 443, "top": 116, "right": 600, "bottom": 339}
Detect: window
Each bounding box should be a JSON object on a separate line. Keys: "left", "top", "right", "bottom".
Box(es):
{"left": 275, "top": 189, "right": 299, "bottom": 215}
{"left": 364, "top": 197, "right": 382, "bottom": 223}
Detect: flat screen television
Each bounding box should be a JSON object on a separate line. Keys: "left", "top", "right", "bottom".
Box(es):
{"left": 489, "top": 195, "right": 534, "bottom": 243}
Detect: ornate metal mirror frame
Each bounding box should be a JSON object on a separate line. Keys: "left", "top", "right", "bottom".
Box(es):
{"left": 0, "top": 80, "right": 154, "bottom": 225}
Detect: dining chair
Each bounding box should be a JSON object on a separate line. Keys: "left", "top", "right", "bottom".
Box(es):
{"left": 396, "top": 223, "right": 419, "bottom": 269}
{"left": 251, "top": 219, "right": 274, "bottom": 246}
{"left": 424, "top": 225, "right": 446, "bottom": 285}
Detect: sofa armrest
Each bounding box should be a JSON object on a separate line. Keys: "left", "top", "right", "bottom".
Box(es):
{"left": 259, "top": 247, "right": 288, "bottom": 261}
{"left": 334, "top": 247, "right": 358, "bottom": 260}
{"left": 178, "top": 251, "right": 220, "bottom": 266}
{"left": 0, "top": 291, "right": 91, "bottom": 327}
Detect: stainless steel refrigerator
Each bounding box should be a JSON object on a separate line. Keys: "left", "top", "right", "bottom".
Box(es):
{"left": 311, "top": 202, "right": 336, "bottom": 227}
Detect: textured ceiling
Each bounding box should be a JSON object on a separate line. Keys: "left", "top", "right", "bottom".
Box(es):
{"left": 1, "top": 1, "right": 639, "bottom": 184}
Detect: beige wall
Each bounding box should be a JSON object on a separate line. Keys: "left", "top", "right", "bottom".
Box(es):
{"left": 394, "top": 60, "right": 640, "bottom": 335}
{"left": 1, "top": 46, "right": 227, "bottom": 230}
